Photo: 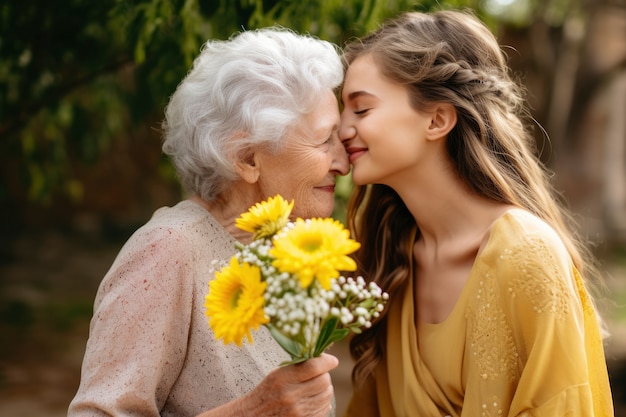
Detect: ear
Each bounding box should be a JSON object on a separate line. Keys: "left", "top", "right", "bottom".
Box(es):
{"left": 234, "top": 149, "right": 261, "bottom": 184}
{"left": 425, "top": 103, "right": 457, "bottom": 141}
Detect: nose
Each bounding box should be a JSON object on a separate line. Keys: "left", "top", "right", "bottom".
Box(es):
{"left": 330, "top": 135, "right": 350, "bottom": 175}
{"left": 339, "top": 112, "right": 356, "bottom": 144}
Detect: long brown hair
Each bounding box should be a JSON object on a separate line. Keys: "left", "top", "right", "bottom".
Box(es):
{"left": 344, "top": 9, "right": 605, "bottom": 384}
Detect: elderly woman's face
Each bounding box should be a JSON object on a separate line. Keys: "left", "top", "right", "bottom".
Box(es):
{"left": 255, "top": 90, "right": 349, "bottom": 218}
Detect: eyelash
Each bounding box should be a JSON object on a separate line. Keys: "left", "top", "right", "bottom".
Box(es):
{"left": 354, "top": 109, "right": 369, "bottom": 115}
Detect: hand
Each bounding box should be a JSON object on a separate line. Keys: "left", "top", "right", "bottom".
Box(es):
{"left": 242, "top": 353, "right": 339, "bottom": 416}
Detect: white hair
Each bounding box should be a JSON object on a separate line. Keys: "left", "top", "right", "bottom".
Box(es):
{"left": 161, "top": 27, "right": 343, "bottom": 201}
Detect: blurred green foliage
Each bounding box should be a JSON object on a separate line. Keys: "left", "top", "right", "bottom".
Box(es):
{"left": 1, "top": 0, "right": 486, "bottom": 206}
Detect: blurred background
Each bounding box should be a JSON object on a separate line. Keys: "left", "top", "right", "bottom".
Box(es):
{"left": 1, "top": 0, "right": 625, "bottom": 415}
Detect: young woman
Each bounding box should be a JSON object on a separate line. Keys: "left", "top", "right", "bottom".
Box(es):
{"left": 339, "top": 9, "right": 613, "bottom": 417}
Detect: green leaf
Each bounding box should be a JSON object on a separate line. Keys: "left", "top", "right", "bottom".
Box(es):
{"left": 267, "top": 324, "right": 303, "bottom": 360}
{"left": 313, "top": 317, "right": 350, "bottom": 357}
{"left": 348, "top": 326, "right": 362, "bottom": 334}
{"left": 328, "top": 328, "right": 350, "bottom": 344}
{"left": 279, "top": 356, "right": 310, "bottom": 366}
{"left": 314, "top": 328, "right": 350, "bottom": 357}
{"left": 313, "top": 317, "right": 338, "bottom": 355}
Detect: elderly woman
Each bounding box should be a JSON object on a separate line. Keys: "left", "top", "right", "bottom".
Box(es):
{"left": 69, "top": 27, "right": 349, "bottom": 417}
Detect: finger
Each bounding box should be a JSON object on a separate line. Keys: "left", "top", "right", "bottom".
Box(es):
{"left": 292, "top": 354, "right": 339, "bottom": 382}
{"left": 293, "top": 381, "right": 335, "bottom": 416}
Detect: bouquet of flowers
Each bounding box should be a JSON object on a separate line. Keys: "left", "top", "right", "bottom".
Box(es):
{"left": 205, "top": 195, "right": 388, "bottom": 365}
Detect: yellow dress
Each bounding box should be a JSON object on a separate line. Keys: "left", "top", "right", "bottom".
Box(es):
{"left": 345, "top": 209, "right": 614, "bottom": 417}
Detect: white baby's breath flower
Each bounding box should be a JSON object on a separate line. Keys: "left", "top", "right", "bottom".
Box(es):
{"left": 208, "top": 196, "right": 388, "bottom": 364}
{"left": 354, "top": 306, "right": 369, "bottom": 317}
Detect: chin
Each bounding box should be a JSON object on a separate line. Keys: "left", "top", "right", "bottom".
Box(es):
{"left": 319, "top": 200, "right": 337, "bottom": 218}
{"left": 295, "top": 205, "right": 334, "bottom": 220}
{"left": 350, "top": 169, "right": 365, "bottom": 186}
{"left": 319, "top": 208, "right": 334, "bottom": 218}
{"left": 350, "top": 175, "right": 368, "bottom": 187}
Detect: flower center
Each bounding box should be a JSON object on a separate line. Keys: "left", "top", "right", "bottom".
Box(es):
{"left": 301, "top": 236, "right": 322, "bottom": 253}
{"left": 230, "top": 287, "right": 243, "bottom": 309}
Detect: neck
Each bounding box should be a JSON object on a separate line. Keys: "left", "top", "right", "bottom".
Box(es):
{"left": 190, "top": 192, "right": 257, "bottom": 244}
{"left": 390, "top": 168, "right": 513, "bottom": 258}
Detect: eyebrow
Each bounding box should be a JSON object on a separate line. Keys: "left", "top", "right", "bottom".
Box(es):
{"left": 315, "top": 121, "right": 339, "bottom": 141}
{"left": 346, "top": 90, "right": 375, "bottom": 101}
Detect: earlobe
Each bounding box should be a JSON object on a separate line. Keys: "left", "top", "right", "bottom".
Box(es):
{"left": 426, "top": 103, "right": 457, "bottom": 141}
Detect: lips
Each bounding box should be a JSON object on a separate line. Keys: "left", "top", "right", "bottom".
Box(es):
{"left": 346, "top": 146, "right": 367, "bottom": 163}
{"left": 316, "top": 184, "right": 336, "bottom": 193}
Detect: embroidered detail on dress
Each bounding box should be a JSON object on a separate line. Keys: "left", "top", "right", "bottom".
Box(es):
{"left": 466, "top": 272, "right": 519, "bottom": 382}
{"left": 479, "top": 395, "right": 505, "bottom": 416}
{"left": 501, "top": 234, "right": 571, "bottom": 318}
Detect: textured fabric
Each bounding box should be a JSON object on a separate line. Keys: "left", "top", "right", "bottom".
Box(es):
{"left": 69, "top": 200, "right": 291, "bottom": 416}
{"left": 345, "top": 209, "right": 613, "bottom": 417}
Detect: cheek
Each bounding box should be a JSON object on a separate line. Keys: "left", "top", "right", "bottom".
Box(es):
{"left": 266, "top": 172, "right": 311, "bottom": 204}
{"left": 258, "top": 167, "right": 292, "bottom": 199}
{"left": 294, "top": 152, "right": 331, "bottom": 181}
{"left": 355, "top": 118, "right": 381, "bottom": 144}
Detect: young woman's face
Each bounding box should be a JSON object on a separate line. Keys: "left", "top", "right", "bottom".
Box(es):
{"left": 340, "top": 54, "right": 435, "bottom": 187}
{"left": 255, "top": 89, "right": 349, "bottom": 219}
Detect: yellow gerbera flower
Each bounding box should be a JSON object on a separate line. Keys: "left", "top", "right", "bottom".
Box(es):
{"left": 206, "top": 257, "right": 269, "bottom": 346}
{"left": 235, "top": 195, "right": 294, "bottom": 240}
{"left": 270, "top": 218, "right": 361, "bottom": 290}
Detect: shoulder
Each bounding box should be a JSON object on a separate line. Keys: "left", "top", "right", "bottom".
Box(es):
{"left": 478, "top": 209, "right": 578, "bottom": 316}
{"left": 123, "top": 200, "right": 233, "bottom": 259}
{"left": 98, "top": 200, "right": 234, "bottom": 296}
{"left": 482, "top": 209, "right": 570, "bottom": 270}
{"left": 493, "top": 209, "right": 564, "bottom": 247}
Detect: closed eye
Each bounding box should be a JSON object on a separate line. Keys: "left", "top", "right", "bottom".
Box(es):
{"left": 354, "top": 109, "right": 370, "bottom": 115}
{"left": 321, "top": 131, "right": 339, "bottom": 146}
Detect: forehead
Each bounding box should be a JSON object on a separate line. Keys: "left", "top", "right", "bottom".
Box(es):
{"left": 290, "top": 90, "right": 339, "bottom": 141}
{"left": 342, "top": 55, "right": 386, "bottom": 97}
{"left": 346, "top": 54, "right": 380, "bottom": 75}
{"left": 342, "top": 55, "right": 408, "bottom": 104}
